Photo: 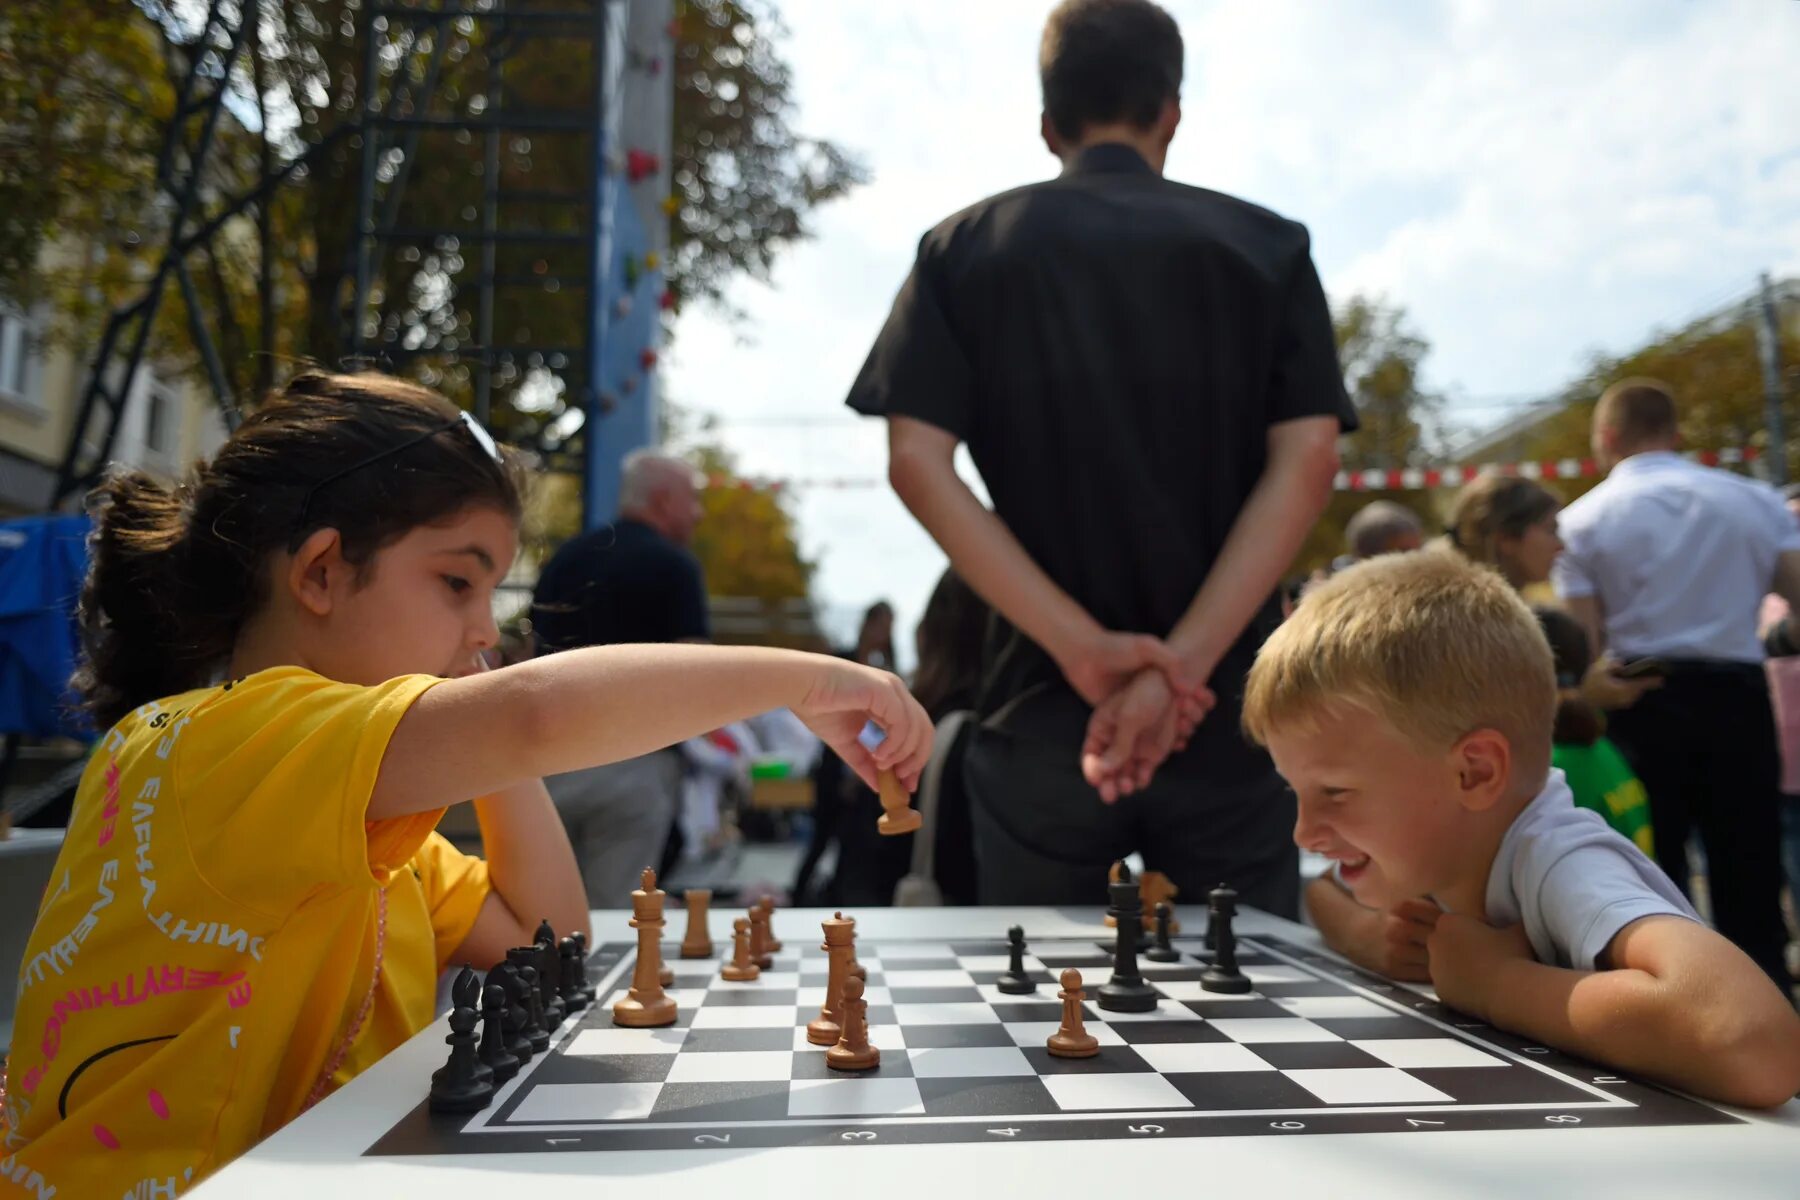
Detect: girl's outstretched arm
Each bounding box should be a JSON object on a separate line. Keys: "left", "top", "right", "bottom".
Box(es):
{"left": 370, "top": 643, "right": 932, "bottom": 821}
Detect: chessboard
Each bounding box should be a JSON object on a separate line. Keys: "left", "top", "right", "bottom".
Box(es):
{"left": 366, "top": 929, "right": 1740, "bottom": 1156}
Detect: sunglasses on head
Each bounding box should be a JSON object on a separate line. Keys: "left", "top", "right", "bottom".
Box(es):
{"left": 290, "top": 410, "right": 504, "bottom": 549}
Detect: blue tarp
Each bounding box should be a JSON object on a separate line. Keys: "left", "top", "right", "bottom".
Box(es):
{"left": 0, "top": 514, "right": 91, "bottom": 739}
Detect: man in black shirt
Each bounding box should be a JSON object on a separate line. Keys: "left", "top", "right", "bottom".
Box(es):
{"left": 847, "top": 0, "right": 1355, "bottom": 916}
{"left": 531, "top": 450, "right": 709, "bottom": 906}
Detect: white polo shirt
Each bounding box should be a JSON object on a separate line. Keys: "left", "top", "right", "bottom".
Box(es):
{"left": 1552, "top": 451, "right": 1800, "bottom": 663}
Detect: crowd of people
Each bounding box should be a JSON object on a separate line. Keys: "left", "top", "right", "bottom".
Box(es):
{"left": 4, "top": 0, "right": 1798, "bottom": 1194}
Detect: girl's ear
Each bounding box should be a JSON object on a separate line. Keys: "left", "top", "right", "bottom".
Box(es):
{"left": 286, "top": 527, "right": 346, "bottom": 617}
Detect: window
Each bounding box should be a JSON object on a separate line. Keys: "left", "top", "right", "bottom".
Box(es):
{"left": 0, "top": 308, "right": 29, "bottom": 398}
{"left": 145, "top": 386, "right": 172, "bottom": 454}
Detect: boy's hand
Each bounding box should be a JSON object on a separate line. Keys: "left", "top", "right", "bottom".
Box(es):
{"left": 795, "top": 659, "right": 934, "bottom": 795}
{"left": 1353, "top": 898, "right": 1440, "bottom": 983}
{"left": 1427, "top": 914, "right": 1534, "bottom": 1022}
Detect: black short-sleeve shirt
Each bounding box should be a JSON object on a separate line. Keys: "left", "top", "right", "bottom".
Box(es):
{"left": 531, "top": 518, "right": 710, "bottom": 651}
{"left": 847, "top": 144, "right": 1356, "bottom": 779}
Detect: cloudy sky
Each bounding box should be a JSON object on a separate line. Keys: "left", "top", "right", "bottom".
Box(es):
{"left": 664, "top": 0, "right": 1800, "bottom": 663}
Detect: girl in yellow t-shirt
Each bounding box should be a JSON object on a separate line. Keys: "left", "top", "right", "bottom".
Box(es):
{"left": 0, "top": 372, "right": 934, "bottom": 1199}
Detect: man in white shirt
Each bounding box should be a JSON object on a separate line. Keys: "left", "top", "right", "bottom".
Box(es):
{"left": 1553, "top": 378, "right": 1800, "bottom": 987}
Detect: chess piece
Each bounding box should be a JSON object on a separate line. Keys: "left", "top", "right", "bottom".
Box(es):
{"left": 826, "top": 975, "right": 881, "bottom": 1070}
{"left": 430, "top": 967, "right": 496, "bottom": 1112}
{"left": 493, "top": 962, "right": 535, "bottom": 1062}
{"left": 506, "top": 946, "right": 557, "bottom": 1031}
{"left": 681, "top": 889, "right": 715, "bottom": 959}
{"left": 613, "top": 868, "right": 679, "bottom": 1027}
{"left": 808, "top": 912, "right": 856, "bottom": 1045}
{"left": 1098, "top": 862, "right": 1158, "bottom": 1013}
{"left": 748, "top": 902, "right": 775, "bottom": 969}
{"left": 721, "top": 916, "right": 761, "bottom": 981}
{"left": 1203, "top": 895, "right": 1217, "bottom": 951}
{"left": 759, "top": 895, "right": 783, "bottom": 952}
{"left": 875, "top": 768, "right": 922, "bottom": 835}
{"left": 1145, "top": 901, "right": 1181, "bottom": 963}
{"left": 534, "top": 920, "right": 565, "bottom": 1028}
{"left": 558, "top": 936, "right": 588, "bottom": 1013}
{"left": 659, "top": 957, "right": 675, "bottom": 988}
{"left": 478, "top": 981, "right": 520, "bottom": 1084}
{"left": 995, "top": 925, "right": 1036, "bottom": 994}
{"left": 1201, "top": 883, "right": 1252, "bottom": 994}
{"left": 517, "top": 964, "right": 551, "bottom": 1053}
{"left": 570, "top": 932, "right": 597, "bottom": 1004}
{"left": 1047, "top": 968, "right": 1100, "bottom": 1058}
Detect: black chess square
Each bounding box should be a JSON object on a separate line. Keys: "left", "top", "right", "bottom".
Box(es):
{"left": 1021, "top": 1045, "right": 1151, "bottom": 1074}
{"left": 967, "top": 971, "right": 1053, "bottom": 988}
{"left": 916, "top": 1075, "right": 1061, "bottom": 1117}
{"left": 648, "top": 1081, "right": 790, "bottom": 1123}
{"left": 702, "top": 989, "right": 800, "bottom": 1007}
{"left": 1108, "top": 1021, "right": 1230, "bottom": 1045}
{"left": 790, "top": 1050, "right": 913, "bottom": 1080}
{"left": 1166, "top": 1071, "right": 1331, "bottom": 1110}
{"left": 1247, "top": 1041, "right": 1387, "bottom": 1071}
{"left": 1181, "top": 998, "right": 1291, "bottom": 1019}
{"left": 901, "top": 1024, "right": 1018, "bottom": 1049}
{"left": 678, "top": 1028, "right": 796, "bottom": 1054}
{"left": 1035, "top": 953, "right": 1110, "bottom": 968}
{"left": 888, "top": 987, "right": 985, "bottom": 1004}
{"left": 1406, "top": 1066, "right": 1597, "bottom": 1105}
{"left": 1138, "top": 967, "right": 1210, "bottom": 981}
{"left": 523, "top": 1051, "right": 676, "bottom": 1085}
{"left": 879, "top": 956, "right": 961, "bottom": 970}
{"left": 989, "top": 1001, "right": 1067, "bottom": 1023}
{"left": 1311, "top": 1017, "right": 1447, "bottom": 1040}
{"left": 949, "top": 941, "right": 1011, "bottom": 956}
{"left": 1252, "top": 980, "right": 1349, "bottom": 998}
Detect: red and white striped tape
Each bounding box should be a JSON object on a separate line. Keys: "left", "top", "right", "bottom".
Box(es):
{"left": 706, "top": 448, "right": 1763, "bottom": 494}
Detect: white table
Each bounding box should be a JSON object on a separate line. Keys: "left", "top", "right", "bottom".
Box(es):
{"left": 197, "top": 905, "right": 1800, "bottom": 1199}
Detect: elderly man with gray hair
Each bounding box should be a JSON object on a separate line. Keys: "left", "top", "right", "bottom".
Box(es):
{"left": 531, "top": 449, "right": 710, "bottom": 906}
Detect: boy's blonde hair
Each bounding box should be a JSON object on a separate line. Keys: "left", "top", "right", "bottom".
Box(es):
{"left": 1244, "top": 549, "right": 1556, "bottom": 782}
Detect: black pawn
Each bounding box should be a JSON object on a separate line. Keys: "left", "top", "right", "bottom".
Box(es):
{"left": 517, "top": 963, "right": 551, "bottom": 1053}
{"left": 1099, "top": 862, "right": 1157, "bottom": 1013}
{"left": 995, "top": 925, "right": 1036, "bottom": 995}
{"left": 508, "top": 946, "right": 562, "bottom": 1031}
{"left": 559, "top": 936, "right": 588, "bottom": 1012}
{"left": 477, "top": 981, "right": 520, "bottom": 1084}
{"left": 493, "top": 963, "right": 535, "bottom": 1062}
{"left": 1145, "top": 901, "right": 1180, "bottom": 962}
{"left": 429, "top": 967, "right": 495, "bottom": 1113}
{"left": 1201, "top": 884, "right": 1251, "bottom": 994}
{"left": 571, "top": 931, "right": 597, "bottom": 1004}
{"left": 535, "top": 922, "right": 567, "bottom": 1028}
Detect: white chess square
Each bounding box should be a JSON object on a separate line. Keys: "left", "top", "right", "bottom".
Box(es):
{"left": 1002, "top": 1021, "right": 1125, "bottom": 1048}
{"left": 565, "top": 1027, "right": 688, "bottom": 1056}
{"left": 975, "top": 984, "right": 1062, "bottom": 1007}
{"left": 664, "top": 1051, "right": 795, "bottom": 1084}
{"left": 511, "top": 1083, "right": 661, "bottom": 1122}
{"left": 1133, "top": 1043, "right": 1275, "bottom": 1074}
{"left": 1207, "top": 1018, "right": 1341, "bottom": 1043}
{"left": 668, "top": 959, "right": 717, "bottom": 979}
{"left": 1284, "top": 1067, "right": 1455, "bottom": 1105}
{"left": 1274, "top": 997, "right": 1395, "bottom": 1020}
{"left": 907, "top": 1046, "right": 1036, "bottom": 1078}
{"left": 1352, "top": 1038, "right": 1506, "bottom": 1069}
{"left": 788, "top": 1077, "right": 925, "bottom": 1117}
{"left": 1242, "top": 966, "right": 1311, "bottom": 984}
{"left": 875, "top": 943, "right": 958, "bottom": 961}
{"left": 893, "top": 1002, "right": 1002, "bottom": 1025}
{"left": 1042, "top": 1073, "right": 1194, "bottom": 1112}
{"left": 798, "top": 985, "right": 893, "bottom": 1008}
{"left": 690, "top": 1005, "right": 803, "bottom": 1029}
{"left": 791, "top": 1025, "right": 908, "bottom": 1052}
{"left": 1089, "top": 1001, "right": 1202, "bottom": 1024}
{"left": 708, "top": 971, "right": 800, "bottom": 990}
{"left": 956, "top": 955, "right": 1044, "bottom": 973}
{"left": 1151, "top": 981, "right": 1264, "bottom": 1003}
{"left": 885, "top": 969, "right": 977, "bottom": 988}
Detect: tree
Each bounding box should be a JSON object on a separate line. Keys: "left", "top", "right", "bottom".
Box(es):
{"left": 1289, "top": 296, "right": 1444, "bottom": 573}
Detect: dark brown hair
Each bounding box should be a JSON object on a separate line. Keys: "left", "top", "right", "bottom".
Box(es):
{"left": 1533, "top": 604, "right": 1603, "bottom": 747}
{"left": 910, "top": 569, "right": 989, "bottom": 719}
{"left": 1596, "top": 377, "right": 1678, "bottom": 451}
{"left": 1040, "top": 0, "right": 1183, "bottom": 142}
{"left": 73, "top": 371, "right": 527, "bottom": 729}
{"left": 1445, "top": 472, "right": 1560, "bottom": 581}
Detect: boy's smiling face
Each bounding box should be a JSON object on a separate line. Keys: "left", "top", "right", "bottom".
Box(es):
{"left": 1266, "top": 701, "right": 1504, "bottom": 912}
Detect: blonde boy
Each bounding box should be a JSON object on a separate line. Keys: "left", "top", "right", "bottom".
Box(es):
{"left": 1244, "top": 550, "right": 1800, "bottom": 1108}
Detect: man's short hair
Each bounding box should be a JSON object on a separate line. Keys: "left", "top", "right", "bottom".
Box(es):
{"left": 619, "top": 449, "right": 703, "bottom": 510}
{"left": 1040, "top": 0, "right": 1184, "bottom": 142}
{"left": 1344, "top": 500, "right": 1425, "bottom": 559}
{"left": 1243, "top": 549, "right": 1556, "bottom": 784}
{"left": 1595, "top": 378, "right": 1678, "bottom": 450}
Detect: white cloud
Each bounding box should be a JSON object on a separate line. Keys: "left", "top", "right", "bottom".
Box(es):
{"left": 666, "top": 0, "right": 1800, "bottom": 656}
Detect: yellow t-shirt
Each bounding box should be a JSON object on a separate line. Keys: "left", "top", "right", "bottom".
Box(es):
{"left": 1, "top": 667, "right": 492, "bottom": 1199}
